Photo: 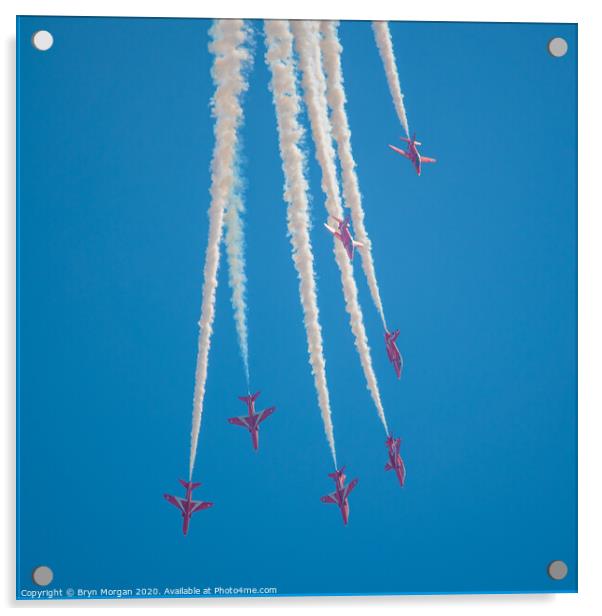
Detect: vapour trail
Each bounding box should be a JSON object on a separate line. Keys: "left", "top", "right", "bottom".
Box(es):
{"left": 319, "top": 20, "right": 388, "bottom": 332}
{"left": 264, "top": 19, "right": 338, "bottom": 467}
{"left": 189, "top": 19, "right": 252, "bottom": 480}
{"left": 224, "top": 178, "right": 250, "bottom": 388}
{"left": 291, "top": 20, "right": 389, "bottom": 435}
{"left": 372, "top": 21, "right": 410, "bottom": 138}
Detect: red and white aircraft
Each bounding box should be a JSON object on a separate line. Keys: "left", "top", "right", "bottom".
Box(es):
{"left": 324, "top": 215, "right": 363, "bottom": 261}
{"left": 388, "top": 134, "right": 436, "bottom": 176}
{"left": 384, "top": 329, "right": 403, "bottom": 379}
{"left": 228, "top": 391, "right": 276, "bottom": 451}
{"left": 320, "top": 467, "right": 359, "bottom": 525}
{"left": 164, "top": 479, "right": 213, "bottom": 535}
{"left": 385, "top": 436, "right": 406, "bottom": 488}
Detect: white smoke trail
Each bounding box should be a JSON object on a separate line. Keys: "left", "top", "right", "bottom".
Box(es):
{"left": 372, "top": 21, "right": 410, "bottom": 138}
{"left": 224, "top": 179, "right": 250, "bottom": 388}
{"left": 319, "top": 20, "right": 388, "bottom": 332}
{"left": 291, "top": 21, "right": 389, "bottom": 435}
{"left": 264, "top": 19, "right": 337, "bottom": 466}
{"left": 189, "top": 20, "right": 252, "bottom": 480}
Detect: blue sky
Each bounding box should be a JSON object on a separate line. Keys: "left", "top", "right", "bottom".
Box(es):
{"left": 18, "top": 17, "right": 576, "bottom": 597}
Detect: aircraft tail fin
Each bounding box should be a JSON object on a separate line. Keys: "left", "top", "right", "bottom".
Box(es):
{"left": 328, "top": 466, "right": 346, "bottom": 479}
{"left": 179, "top": 479, "right": 201, "bottom": 491}
{"left": 385, "top": 462, "right": 394, "bottom": 471}
{"left": 238, "top": 391, "right": 260, "bottom": 404}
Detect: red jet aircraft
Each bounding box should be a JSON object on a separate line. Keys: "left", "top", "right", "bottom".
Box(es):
{"left": 385, "top": 436, "right": 406, "bottom": 487}
{"left": 384, "top": 329, "right": 403, "bottom": 379}
{"left": 164, "top": 479, "right": 213, "bottom": 535}
{"left": 228, "top": 391, "right": 276, "bottom": 451}
{"left": 320, "top": 467, "right": 359, "bottom": 525}
{"left": 388, "top": 134, "right": 436, "bottom": 176}
{"left": 324, "top": 215, "right": 363, "bottom": 261}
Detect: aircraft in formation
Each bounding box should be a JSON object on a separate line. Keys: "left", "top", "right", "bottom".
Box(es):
{"left": 324, "top": 215, "right": 364, "bottom": 261}
{"left": 164, "top": 479, "right": 213, "bottom": 536}
{"left": 227, "top": 391, "right": 276, "bottom": 451}
{"left": 385, "top": 435, "right": 406, "bottom": 488}
{"left": 388, "top": 134, "right": 436, "bottom": 176}
{"left": 166, "top": 130, "right": 437, "bottom": 532}
{"left": 320, "top": 467, "right": 359, "bottom": 525}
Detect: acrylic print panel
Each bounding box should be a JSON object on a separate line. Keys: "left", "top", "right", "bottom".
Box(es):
{"left": 16, "top": 16, "right": 577, "bottom": 600}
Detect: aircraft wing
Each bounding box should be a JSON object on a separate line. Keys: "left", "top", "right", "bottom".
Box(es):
{"left": 344, "top": 478, "right": 358, "bottom": 498}
{"left": 420, "top": 156, "right": 436, "bottom": 163}
{"left": 164, "top": 494, "right": 185, "bottom": 512}
{"left": 388, "top": 144, "right": 410, "bottom": 158}
{"left": 324, "top": 223, "right": 337, "bottom": 235}
{"left": 191, "top": 500, "right": 213, "bottom": 513}
{"left": 257, "top": 406, "right": 276, "bottom": 425}
{"left": 320, "top": 492, "right": 338, "bottom": 505}
{"left": 227, "top": 415, "right": 249, "bottom": 428}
